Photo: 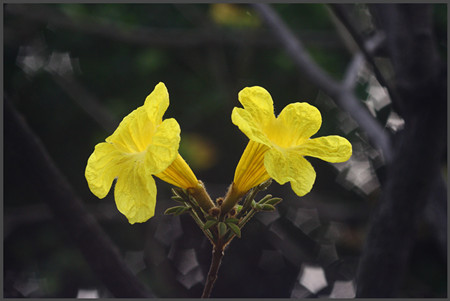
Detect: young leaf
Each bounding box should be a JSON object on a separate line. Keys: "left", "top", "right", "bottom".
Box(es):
{"left": 261, "top": 204, "right": 275, "bottom": 211}
{"left": 218, "top": 222, "right": 227, "bottom": 238}
{"left": 174, "top": 206, "right": 190, "bottom": 215}
{"left": 257, "top": 194, "right": 273, "bottom": 204}
{"left": 266, "top": 197, "right": 282, "bottom": 206}
{"left": 171, "top": 195, "right": 185, "bottom": 203}
{"left": 203, "top": 219, "right": 218, "bottom": 230}
{"left": 164, "top": 206, "right": 186, "bottom": 215}
{"left": 227, "top": 222, "right": 241, "bottom": 238}
{"left": 225, "top": 217, "right": 240, "bottom": 224}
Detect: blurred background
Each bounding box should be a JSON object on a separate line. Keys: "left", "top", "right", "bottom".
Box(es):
{"left": 4, "top": 3, "right": 447, "bottom": 298}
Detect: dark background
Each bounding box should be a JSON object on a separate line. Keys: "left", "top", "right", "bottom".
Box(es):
{"left": 4, "top": 3, "right": 447, "bottom": 298}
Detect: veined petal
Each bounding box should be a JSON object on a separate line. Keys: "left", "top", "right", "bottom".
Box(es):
{"left": 238, "top": 86, "right": 275, "bottom": 127}
{"left": 231, "top": 107, "right": 272, "bottom": 145}
{"left": 233, "top": 140, "right": 271, "bottom": 195}
{"left": 144, "top": 82, "right": 169, "bottom": 125}
{"left": 155, "top": 154, "right": 198, "bottom": 189}
{"left": 273, "top": 102, "right": 322, "bottom": 147}
{"left": 85, "top": 142, "right": 135, "bottom": 199}
{"left": 264, "top": 148, "right": 316, "bottom": 197}
{"left": 146, "top": 118, "right": 181, "bottom": 174}
{"left": 106, "top": 105, "right": 155, "bottom": 153}
{"left": 297, "top": 136, "right": 352, "bottom": 163}
{"left": 114, "top": 162, "right": 157, "bottom": 224}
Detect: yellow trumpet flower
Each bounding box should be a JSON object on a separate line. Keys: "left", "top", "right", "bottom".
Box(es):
{"left": 85, "top": 82, "right": 210, "bottom": 224}
{"left": 223, "top": 86, "right": 352, "bottom": 213}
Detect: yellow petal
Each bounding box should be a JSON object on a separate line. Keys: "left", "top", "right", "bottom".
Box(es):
{"left": 114, "top": 162, "right": 157, "bottom": 224}
{"left": 106, "top": 105, "right": 155, "bottom": 153}
{"left": 233, "top": 140, "right": 270, "bottom": 195}
{"left": 232, "top": 86, "right": 276, "bottom": 145}
{"left": 264, "top": 148, "right": 316, "bottom": 197}
{"left": 155, "top": 154, "right": 198, "bottom": 189}
{"left": 85, "top": 142, "right": 134, "bottom": 199}
{"left": 231, "top": 107, "right": 272, "bottom": 146}
{"left": 238, "top": 86, "right": 275, "bottom": 126}
{"left": 145, "top": 118, "right": 180, "bottom": 174}
{"left": 272, "top": 102, "right": 322, "bottom": 147}
{"left": 297, "top": 136, "right": 352, "bottom": 163}
{"left": 144, "top": 82, "right": 170, "bottom": 125}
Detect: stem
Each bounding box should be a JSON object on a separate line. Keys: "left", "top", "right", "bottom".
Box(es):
{"left": 188, "top": 181, "right": 216, "bottom": 213}
{"left": 220, "top": 183, "right": 244, "bottom": 216}
{"left": 188, "top": 210, "right": 215, "bottom": 244}
{"left": 201, "top": 243, "right": 225, "bottom": 298}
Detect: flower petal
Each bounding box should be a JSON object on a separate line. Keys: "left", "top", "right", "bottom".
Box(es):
{"left": 297, "top": 136, "right": 352, "bottom": 163}
{"left": 274, "top": 102, "right": 322, "bottom": 147}
{"left": 238, "top": 86, "right": 275, "bottom": 126}
{"left": 145, "top": 118, "right": 181, "bottom": 174}
{"left": 106, "top": 105, "right": 155, "bottom": 153}
{"left": 155, "top": 154, "right": 198, "bottom": 189}
{"left": 231, "top": 107, "right": 272, "bottom": 145}
{"left": 233, "top": 140, "right": 270, "bottom": 194}
{"left": 85, "top": 142, "right": 131, "bottom": 199}
{"left": 144, "top": 82, "right": 169, "bottom": 125}
{"left": 232, "top": 86, "right": 276, "bottom": 145}
{"left": 114, "top": 163, "right": 157, "bottom": 224}
{"left": 264, "top": 148, "right": 316, "bottom": 197}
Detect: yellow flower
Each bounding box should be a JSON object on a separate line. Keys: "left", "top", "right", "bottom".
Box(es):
{"left": 228, "top": 86, "right": 352, "bottom": 203}
{"left": 85, "top": 82, "right": 200, "bottom": 224}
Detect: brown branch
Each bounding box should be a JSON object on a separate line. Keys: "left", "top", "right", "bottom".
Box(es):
{"left": 201, "top": 243, "right": 225, "bottom": 298}
{"left": 4, "top": 96, "right": 154, "bottom": 298}
{"left": 252, "top": 3, "right": 393, "bottom": 162}
{"left": 329, "top": 4, "right": 401, "bottom": 105}
{"left": 356, "top": 4, "right": 447, "bottom": 297}
{"left": 50, "top": 72, "right": 118, "bottom": 133}
{"left": 5, "top": 4, "right": 341, "bottom": 49}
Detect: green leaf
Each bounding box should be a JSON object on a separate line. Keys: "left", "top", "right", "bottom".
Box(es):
{"left": 235, "top": 205, "right": 243, "bottom": 213}
{"left": 203, "top": 219, "right": 218, "bottom": 230}
{"left": 253, "top": 203, "right": 263, "bottom": 211}
{"left": 227, "top": 222, "right": 241, "bottom": 238}
{"left": 257, "top": 179, "right": 273, "bottom": 190}
{"left": 261, "top": 204, "right": 276, "bottom": 211}
{"left": 218, "top": 222, "right": 227, "bottom": 238}
{"left": 171, "top": 195, "right": 185, "bottom": 203}
{"left": 257, "top": 194, "right": 273, "bottom": 204}
{"left": 225, "top": 218, "right": 240, "bottom": 224}
{"left": 171, "top": 187, "right": 187, "bottom": 198}
{"left": 174, "top": 206, "right": 190, "bottom": 215}
{"left": 266, "top": 197, "right": 282, "bottom": 206}
{"left": 164, "top": 206, "right": 186, "bottom": 215}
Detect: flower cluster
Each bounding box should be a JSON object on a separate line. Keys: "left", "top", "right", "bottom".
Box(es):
{"left": 85, "top": 83, "right": 352, "bottom": 224}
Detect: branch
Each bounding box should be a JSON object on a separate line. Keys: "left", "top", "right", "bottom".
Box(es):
{"left": 356, "top": 4, "right": 447, "bottom": 297}
{"left": 49, "top": 72, "right": 118, "bottom": 133}
{"left": 329, "top": 4, "right": 400, "bottom": 105}
{"left": 252, "top": 3, "right": 393, "bottom": 162}
{"left": 5, "top": 4, "right": 340, "bottom": 49}
{"left": 4, "top": 97, "right": 154, "bottom": 298}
